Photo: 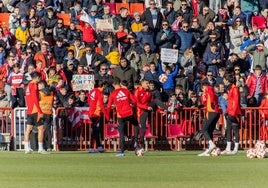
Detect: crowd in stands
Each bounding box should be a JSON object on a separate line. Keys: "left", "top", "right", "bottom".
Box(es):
{"left": 0, "top": 0, "right": 268, "bottom": 113}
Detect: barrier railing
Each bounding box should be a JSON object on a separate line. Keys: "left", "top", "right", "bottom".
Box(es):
{"left": 13, "top": 107, "right": 56, "bottom": 151}
{"left": 0, "top": 107, "right": 14, "bottom": 150}
{"left": 9, "top": 107, "right": 268, "bottom": 151}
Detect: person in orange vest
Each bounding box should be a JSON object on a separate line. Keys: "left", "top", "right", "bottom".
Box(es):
{"left": 198, "top": 81, "right": 220, "bottom": 156}
{"left": 38, "top": 80, "right": 54, "bottom": 151}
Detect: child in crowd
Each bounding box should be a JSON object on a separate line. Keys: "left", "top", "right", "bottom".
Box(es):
{"left": 47, "top": 67, "right": 61, "bottom": 89}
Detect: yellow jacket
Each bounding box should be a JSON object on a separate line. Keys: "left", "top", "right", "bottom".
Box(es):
{"left": 105, "top": 51, "right": 121, "bottom": 66}
{"left": 68, "top": 45, "right": 86, "bottom": 60}
{"left": 15, "top": 27, "right": 30, "bottom": 45}
{"left": 131, "top": 22, "right": 143, "bottom": 33}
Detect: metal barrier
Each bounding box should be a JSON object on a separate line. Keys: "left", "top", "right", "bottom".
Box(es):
{"left": 0, "top": 107, "right": 14, "bottom": 151}
{"left": 13, "top": 107, "right": 57, "bottom": 151}
{"left": 9, "top": 106, "right": 268, "bottom": 151}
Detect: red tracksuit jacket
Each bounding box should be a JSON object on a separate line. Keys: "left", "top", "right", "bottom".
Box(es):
{"left": 226, "top": 84, "right": 241, "bottom": 117}
{"left": 88, "top": 87, "right": 106, "bottom": 118}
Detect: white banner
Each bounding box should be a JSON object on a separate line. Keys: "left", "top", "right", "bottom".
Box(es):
{"left": 160, "top": 48, "right": 178, "bottom": 64}
{"left": 96, "top": 18, "right": 114, "bottom": 31}
{"left": 72, "top": 74, "right": 95, "bottom": 91}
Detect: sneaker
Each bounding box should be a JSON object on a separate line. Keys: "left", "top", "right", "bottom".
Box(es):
{"left": 221, "top": 150, "right": 232, "bottom": 155}
{"left": 46, "top": 148, "right": 52, "bottom": 152}
{"left": 38, "top": 150, "right": 50, "bottom": 154}
{"left": 97, "top": 146, "right": 105, "bottom": 153}
{"left": 198, "top": 150, "right": 210, "bottom": 157}
{"left": 115, "top": 152, "right": 125, "bottom": 157}
{"left": 230, "top": 150, "right": 238, "bottom": 155}
{"left": 208, "top": 143, "right": 216, "bottom": 153}
{"left": 88, "top": 148, "right": 98, "bottom": 153}
{"left": 25, "top": 150, "right": 32, "bottom": 154}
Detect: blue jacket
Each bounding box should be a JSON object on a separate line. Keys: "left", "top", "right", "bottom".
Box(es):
{"left": 158, "top": 64, "right": 179, "bottom": 90}
{"left": 203, "top": 50, "right": 221, "bottom": 77}
{"left": 176, "top": 30, "right": 196, "bottom": 54}
{"left": 240, "top": 38, "right": 259, "bottom": 51}
{"left": 136, "top": 29, "right": 155, "bottom": 52}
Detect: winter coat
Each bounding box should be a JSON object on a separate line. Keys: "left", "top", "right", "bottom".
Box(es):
{"left": 15, "top": 27, "right": 30, "bottom": 45}
{"left": 246, "top": 73, "right": 266, "bottom": 97}
{"left": 226, "top": 84, "right": 242, "bottom": 117}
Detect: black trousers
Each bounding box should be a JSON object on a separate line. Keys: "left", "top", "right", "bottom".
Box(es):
{"left": 91, "top": 117, "right": 102, "bottom": 148}
{"left": 11, "top": 88, "right": 25, "bottom": 108}
{"left": 117, "top": 115, "right": 139, "bottom": 153}
{"left": 201, "top": 112, "right": 220, "bottom": 141}
{"left": 226, "top": 115, "right": 240, "bottom": 143}
{"left": 43, "top": 114, "right": 53, "bottom": 150}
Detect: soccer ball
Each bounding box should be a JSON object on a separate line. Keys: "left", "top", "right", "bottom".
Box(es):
{"left": 246, "top": 148, "right": 256, "bottom": 159}
{"left": 211, "top": 147, "right": 221, "bottom": 157}
{"left": 159, "top": 74, "right": 168, "bottom": 83}
{"left": 135, "top": 148, "right": 145, "bottom": 157}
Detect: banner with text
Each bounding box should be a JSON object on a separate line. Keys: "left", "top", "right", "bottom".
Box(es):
{"left": 160, "top": 48, "right": 178, "bottom": 64}
{"left": 96, "top": 18, "right": 114, "bottom": 31}
{"left": 72, "top": 74, "right": 94, "bottom": 91}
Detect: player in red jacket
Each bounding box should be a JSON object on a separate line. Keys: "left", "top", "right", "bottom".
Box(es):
{"left": 87, "top": 80, "right": 107, "bottom": 153}
{"left": 106, "top": 78, "right": 139, "bottom": 157}
{"left": 134, "top": 79, "right": 153, "bottom": 149}
{"left": 198, "top": 82, "right": 220, "bottom": 156}
{"left": 222, "top": 73, "right": 241, "bottom": 155}
{"left": 24, "top": 72, "right": 48, "bottom": 154}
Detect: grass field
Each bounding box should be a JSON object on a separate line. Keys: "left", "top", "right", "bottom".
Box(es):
{"left": 0, "top": 150, "right": 267, "bottom": 188}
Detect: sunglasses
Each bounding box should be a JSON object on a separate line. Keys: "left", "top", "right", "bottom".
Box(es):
{"left": 234, "top": 69, "right": 240, "bottom": 71}
{"left": 182, "top": 26, "right": 188, "bottom": 28}
{"left": 58, "top": 22, "right": 63, "bottom": 24}
{"left": 150, "top": 3, "right": 156, "bottom": 5}
{"left": 162, "top": 24, "right": 168, "bottom": 26}
{"left": 181, "top": 4, "right": 187, "bottom": 6}
{"left": 101, "top": 68, "right": 108, "bottom": 71}
{"left": 207, "top": 74, "right": 213, "bottom": 77}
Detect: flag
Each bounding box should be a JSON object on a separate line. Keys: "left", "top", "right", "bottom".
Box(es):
{"left": 68, "top": 107, "right": 90, "bottom": 130}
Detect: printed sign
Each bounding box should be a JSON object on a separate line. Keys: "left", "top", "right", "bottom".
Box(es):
{"left": 72, "top": 74, "right": 95, "bottom": 91}
{"left": 160, "top": 48, "right": 178, "bottom": 64}
{"left": 96, "top": 18, "right": 114, "bottom": 31}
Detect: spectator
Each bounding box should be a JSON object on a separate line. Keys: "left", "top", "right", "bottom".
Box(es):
{"left": 112, "top": 57, "right": 138, "bottom": 92}
{"left": 203, "top": 70, "right": 217, "bottom": 87}
{"left": 176, "top": 0, "right": 193, "bottom": 24}
{"left": 246, "top": 65, "right": 266, "bottom": 106}
{"left": 94, "top": 63, "right": 114, "bottom": 94}
{"left": 240, "top": 32, "right": 259, "bottom": 51}
{"left": 158, "top": 62, "right": 179, "bottom": 101}
{"left": 79, "top": 14, "right": 97, "bottom": 46}
{"left": 0, "top": 28, "right": 11, "bottom": 50}
{"left": 113, "top": 7, "right": 132, "bottom": 32}
{"left": 68, "top": 37, "right": 85, "bottom": 61}
{"left": 9, "top": 7, "right": 21, "bottom": 35}
{"left": 7, "top": 63, "right": 25, "bottom": 108}
{"left": 125, "top": 32, "right": 143, "bottom": 56}
{"left": 102, "top": 4, "right": 115, "bottom": 19}
{"left": 175, "top": 67, "right": 189, "bottom": 95}
{"left": 29, "top": 17, "right": 44, "bottom": 43}
{"left": 140, "top": 43, "right": 158, "bottom": 74}
{"left": 70, "top": 1, "right": 82, "bottom": 25}
{"left": 245, "top": 42, "right": 268, "bottom": 72}
{"left": 176, "top": 21, "right": 196, "bottom": 58}
{"left": 131, "top": 12, "right": 143, "bottom": 34}
{"left": 47, "top": 66, "right": 60, "bottom": 89}
{"left": 163, "top": 1, "right": 176, "bottom": 25}
{"left": 20, "top": 50, "right": 34, "bottom": 73}
{"left": 10, "top": 40, "right": 23, "bottom": 60}
{"left": 80, "top": 43, "right": 107, "bottom": 72}
{"left": 115, "top": 23, "right": 129, "bottom": 54}
{"left": 53, "top": 18, "right": 68, "bottom": 43}
{"left": 9, "top": 0, "right": 30, "bottom": 19}
{"left": 36, "top": 1, "right": 46, "bottom": 18}
{"left": 0, "top": 44, "right": 5, "bottom": 66}
{"left": 197, "top": 6, "right": 216, "bottom": 29}
{"left": 171, "top": 13, "right": 184, "bottom": 32}
{"left": 67, "top": 23, "right": 82, "bottom": 45}
{"left": 63, "top": 50, "right": 79, "bottom": 69}
{"left": 53, "top": 38, "right": 68, "bottom": 63}
{"left": 141, "top": 0, "right": 163, "bottom": 34}
{"left": 156, "top": 20, "right": 179, "bottom": 50}
{"left": 229, "top": 17, "right": 245, "bottom": 54}
{"left": 180, "top": 48, "right": 196, "bottom": 75}
{"left": 136, "top": 21, "right": 155, "bottom": 51}
{"left": 34, "top": 42, "right": 56, "bottom": 69}
{"left": 144, "top": 62, "right": 161, "bottom": 89}
{"left": 227, "top": 6, "right": 247, "bottom": 27}
{"left": 42, "top": 7, "right": 57, "bottom": 46}
{"left": 203, "top": 42, "right": 222, "bottom": 77}
{"left": 15, "top": 18, "right": 30, "bottom": 46}
{"left": 75, "top": 90, "right": 88, "bottom": 107}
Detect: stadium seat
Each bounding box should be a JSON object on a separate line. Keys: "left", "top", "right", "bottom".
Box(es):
{"left": 115, "top": 3, "right": 130, "bottom": 14}
{"left": 104, "top": 123, "right": 120, "bottom": 151}
{"left": 167, "top": 124, "right": 190, "bottom": 151}
{"left": 57, "top": 13, "right": 71, "bottom": 26}
{"left": 105, "top": 3, "right": 116, "bottom": 15}
{"left": 0, "top": 13, "right": 11, "bottom": 28}
{"left": 251, "top": 16, "right": 266, "bottom": 29}
{"left": 143, "top": 124, "right": 157, "bottom": 151}
{"left": 130, "top": 3, "right": 145, "bottom": 16}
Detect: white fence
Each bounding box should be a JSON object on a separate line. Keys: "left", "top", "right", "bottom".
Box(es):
{"left": 13, "top": 107, "right": 57, "bottom": 151}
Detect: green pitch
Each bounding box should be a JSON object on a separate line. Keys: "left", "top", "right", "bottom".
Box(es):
{"left": 0, "top": 151, "right": 267, "bottom": 188}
